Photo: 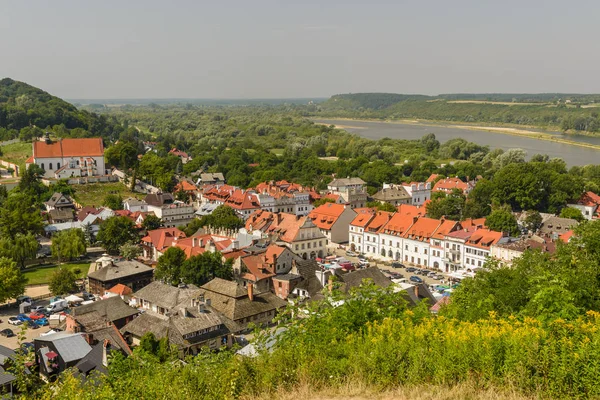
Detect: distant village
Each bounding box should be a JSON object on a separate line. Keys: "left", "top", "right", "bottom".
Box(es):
{"left": 1, "top": 135, "right": 599, "bottom": 394}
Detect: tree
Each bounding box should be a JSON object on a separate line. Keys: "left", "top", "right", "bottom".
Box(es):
{"left": 560, "top": 206, "right": 585, "bottom": 222}
{"left": 312, "top": 198, "right": 335, "bottom": 207}
{"left": 425, "top": 189, "right": 466, "bottom": 220}
{"left": 49, "top": 267, "right": 77, "bottom": 296}
{"left": 366, "top": 201, "right": 397, "bottom": 212}
{"left": 142, "top": 214, "right": 162, "bottom": 231}
{"left": 0, "top": 193, "right": 43, "bottom": 238}
{"left": 0, "top": 257, "right": 27, "bottom": 304}
{"left": 155, "top": 247, "right": 187, "bottom": 285}
{"left": 51, "top": 229, "right": 86, "bottom": 262}
{"left": 194, "top": 205, "right": 244, "bottom": 232}
{"left": 181, "top": 252, "right": 233, "bottom": 286}
{"left": 97, "top": 216, "right": 137, "bottom": 254}
{"left": 523, "top": 210, "right": 543, "bottom": 232}
{"left": 0, "top": 233, "right": 39, "bottom": 269}
{"left": 120, "top": 242, "right": 142, "bottom": 260}
{"left": 485, "top": 206, "right": 520, "bottom": 236}
{"left": 103, "top": 194, "right": 124, "bottom": 210}
{"left": 83, "top": 222, "right": 95, "bottom": 245}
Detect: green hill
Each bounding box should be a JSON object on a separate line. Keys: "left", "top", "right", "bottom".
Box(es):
{"left": 0, "top": 78, "right": 118, "bottom": 140}
{"left": 323, "top": 93, "right": 434, "bottom": 110}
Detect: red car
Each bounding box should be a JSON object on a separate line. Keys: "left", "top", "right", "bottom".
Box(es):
{"left": 29, "top": 312, "right": 45, "bottom": 320}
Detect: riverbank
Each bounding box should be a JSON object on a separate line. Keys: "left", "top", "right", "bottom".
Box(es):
{"left": 314, "top": 118, "right": 600, "bottom": 152}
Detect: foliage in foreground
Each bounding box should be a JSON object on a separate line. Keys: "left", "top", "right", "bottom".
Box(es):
{"left": 35, "top": 281, "right": 600, "bottom": 399}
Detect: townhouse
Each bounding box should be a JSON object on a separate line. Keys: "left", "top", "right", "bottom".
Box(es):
{"left": 326, "top": 177, "right": 368, "bottom": 209}
{"left": 308, "top": 203, "right": 357, "bottom": 245}
{"left": 361, "top": 211, "right": 393, "bottom": 259}
{"left": 567, "top": 191, "right": 600, "bottom": 220}
{"left": 401, "top": 182, "right": 431, "bottom": 206}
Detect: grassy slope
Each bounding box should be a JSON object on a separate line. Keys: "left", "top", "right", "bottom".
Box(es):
{"left": 0, "top": 141, "right": 32, "bottom": 172}
{"left": 72, "top": 182, "right": 144, "bottom": 207}
{"left": 23, "top": 262, "right": 89, "bottom": 285}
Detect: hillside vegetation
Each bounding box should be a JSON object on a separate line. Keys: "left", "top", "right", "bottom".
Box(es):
{"left": 0, "top": 78, "right": 119, "bottom": 141}
{"left": 317, "top": 93, "right": 600, "bottom": 133}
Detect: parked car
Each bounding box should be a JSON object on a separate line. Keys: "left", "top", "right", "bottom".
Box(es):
{"left": 20, "top": 342, "right": 34, "bottom": 354}
{"left": 418, "top": 269, "right": 430, "bottom": 276}
{"left": 7, "top": 317, "right": 22, "bottom": 326}
{"left": 345, "top": 250, "right": 358, "bottom": 257}
{"left": 433, "top": 274, "right": 445, "bottom": 280}
{"left": 358, "top": 259, "right": 370, "bottom": 267}
{"left": 35, "top": 318, "right": 49, "bottom": 326}
{"left": 0, "top": 329, "right": 15, "bottom": 337}
{"left": 391, "top": 262, "right": 405, "bottom": 269}
{"left": 405, "top": 267, "right": 417, "bottom": 273}
{"left": 26, "top": 322, "right": 39, "bottom": 330}
{"left": 16, "top": 296, "right": 33, "bottom": 305}
{"left": 357, "top": 254, "right": 366, "bottom": 261}
{"left": 31, "top": 306, "right": 46, "bottom": 313}
{"left": 81, "top": 292, "right": 95, "bottom": 301}
{"left": 410, "top": 276, "right": 424, "bottom": 284}
{"left": 29, "top": 312, "right": 45, "bottom": 320}
{"left": 428, "top": 271, "right": 437, "bottom": 278}
{"left": 389, "top": 272, "right": 403, "bottom": 279}
{"left": 46, "top": 299, "right": 68, "bottom": 313}
{"left": 16, "top": 314, "right": 32, "bottom": 323}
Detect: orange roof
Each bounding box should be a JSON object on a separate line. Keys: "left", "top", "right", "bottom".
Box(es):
{"left": 426, "top": 174, "right": 440, "bottom": 183}
{"left": 350, "top": 209, "right": 376, "bottom": 228}
{"left": 141, "top": 227, "right": 186, "bottom": 251}
{"left": 365, "top": 211, "right": 393, "bottom": 232}
{"left": 324, "top": 193, "right": 341, "bottom": 202}
{"left": 403, "top": 217, "right": 443, "bottom": 241}
{"left": 395, "top": 204, "right": 427, "bottom": 218}
{"left": 33, "top": 138, "right": 104, "bottom": 158}
{"left": 461, "top": 218, "right": 487, "bottom": 229}
{"left": 106, "top": 283, "right": 133, "bottom": 296}
{"left": 308, "top": 203, "right": 351, "bottom": 231}
{"left": 433, "top": 177, "right": 469, "bottom": 193}
{"left": 432, "top": 219, "right": 459, "bottom": 240}
{"left": 25, "top": 155, "right": 34, "bottom": 163}
{"left": 175, "top": 181, "right": 198, "bottom": 192}
{"left": 465, "top": 228, "right": 503, "bottom": 249}
{"left": 222, "top": 249, "right": 247, "bottom": 260}
{"left": 576, "top": 191, "right": 600, "bottom": 207}
{"left": 559, "top": 230, "right": 575, "bottom": 243}
{"left": 169, "top": 148, "right": 189, "bottom": 158}
{"left": 240, "top": 244, "right": 287, "bottom": 282}
{"left": 245, "top": 210, "right": 307, "bottom": 243}
{"left": 224, "top": 189, "right": 260, "bottom": 210}
{"left": 380, "top": 213, "right": 416, "bottom": 236}
{"left": 174, "top": 234, "right": 232, "bottom": 258}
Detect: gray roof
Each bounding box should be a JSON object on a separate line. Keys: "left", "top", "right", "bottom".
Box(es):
{"left": 0, "top": 345, "right": 16, "bottom": 386}
{"left": 145, "top": 193, "right": 174, "bottom": 207}
{"left": 72, "top": 296, "right": 139, "bottom": 324}
{"left": 133, "top": 281, "right": 201, "bottom": 310}
{"left": 339, "top": 267, "right": 391, "bottom": 293}
{"left": 121, "top": 313, "right": 169, "bottom": 340}
{"left": 89, "top": 326, "right": 132, "bottom": 355}
{"left": 49, "top": 208, "right": 74, "bottom": 221}
{"left": 372, "top": 187, "right": 411, "bottom": 201}
{"left": 539, "top": 216, "right": 579, "bottom": 235}
{"left": 45, "top": 192, "right": 73, "bottom": 208}
{"left": 35, "top": 332, "right": 92, "bottom": 363}
{"left": 201, "top": 278, "right": 248, "bottom": 298}
{"left": 401, "top": 283, "right": 437, "bottom": 307}
{"left": 87, "top": 259, "right": 153, "bottom": 282}
{"left": 328, "top": 177, "right": 365, "bottom": 187}
{"left": 124, "top": 197, "right": 147, "bottom": 206}
{"left": 272, "top": 273, "right": 301, "bottom": 281}
{"left": 200, "top": 173, "right": 225, "bottom": 182}
{"left": 74, "top": 342, "right": 108, "bottom": 376}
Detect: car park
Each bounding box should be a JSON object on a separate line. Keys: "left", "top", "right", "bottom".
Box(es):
{"left": 8, "top": 317, "right": 22, "bottom": 325}
{"left": 35, "top": 318, "right": 49, "bottom": 326}
{"left": 26, "top": 322, "right": 40, "bottom": 330}
{"left": 17, "top": 314, "right": 32, "bottom": 323}
{"left": 405, "top": 267, "right": 417, "bottom": 273}
{"left": 391, "top": 262, "right": 404, "bottom": 269}
{"left": 31, "top": 306, "right": 46, "bottom": 313}
{"left": 20, "top": 342, "right": 34, "bottom": 354}
{"left": 410, "top": 276, "right": 424, "bottom": 284}
{"left": 29, "top": 312, "right": 45, "bottom": 320}
{"left": 0, "top": 329, "right": 15, "bottom": 337}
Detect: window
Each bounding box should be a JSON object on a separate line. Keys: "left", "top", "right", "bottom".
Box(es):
{"left": 414, "top": 247, "right": 417, "bottom": 252}
{"left": 57, "top": 162, "right": 60, "bottom": 169}
{"left": 424, "top": 249, "right": 428, "bottom": 255}
{"left": 41, "top": 163, "right": 45, "bottom": 170}
{"left": 405, "top": 245, "right": 408, "bottom": 250}
{"left": 478, "top": 261, "right": 482, "bottom": 267}
{"left": 49, "top": 163, "right": 53, "bottom": 170}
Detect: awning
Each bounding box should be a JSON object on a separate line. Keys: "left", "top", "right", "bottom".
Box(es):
{"left": 45, "top": 351, "right": 58, "bottom": 359}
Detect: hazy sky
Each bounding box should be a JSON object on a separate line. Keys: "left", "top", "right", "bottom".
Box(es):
{"left": 2, "top": 0, "right": 599, "bottom": 99}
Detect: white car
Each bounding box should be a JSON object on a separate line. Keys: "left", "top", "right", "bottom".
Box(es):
{"left": 8, "top": 317, "right": 22, "bottom": 326}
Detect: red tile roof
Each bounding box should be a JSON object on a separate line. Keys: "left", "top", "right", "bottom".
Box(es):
{"left": 365, "top": 211, "right": 393, "bottom": 232}
{"left": 141, "top": 228, "right": 186, "bottom": 252}
{"left": 461, "top": 218, "right": 487, "bottom": 229}
{"left": 224, "top": 189, "right": 261, "bottom": 211}
{"left": 308, "top": 203, "right": 349, "bottom": 231}
{"left": 245, "top": 210, "right": 307, "bottom": 243}
{"left": 240, "top": 244, "right": 287, "bottom": 282}
{"left": 432, "top": 177, "right": 470, "bottom": 193}
{"left": 33, "top": 138, "right": 104, "bottom": 158}
{"left": 106, "top": 284, "right": 133, "bottom": 296}
{"left": 25, "top": 155, "right": 34, "bottom": 163}
{"left": 403, "top": 217, "right": 443, "bottom": 242}
{"left": 169, "top": 148, "right": 189, "bottom": 158}
{"left": 350, "top": 209, "right": 376, "bottom": 228}
{"left": 426, "top": 174, "right": 440, "bottom": 183}
{"left": 175, "top": 181, "right": 198, "bottom": 192}
{"left": 465, "top": 228, "right": 503, "bottom": 249}
{"left": 559, "top": 230, "right": 575, "bottom": 243}
{"left": 576, "top": 191, "right": 600, "bottom": 207}
{"left": 379, "top": 213, "right": 417, "bottom": 236}
{"left": 432, "top": 219, "right": 460, "bottom": 240}
{"left": 174, "top": 234, "right": 233, "bottom": 258}
{"left": 395, "top": 204, "right": 427, "bottom": 218}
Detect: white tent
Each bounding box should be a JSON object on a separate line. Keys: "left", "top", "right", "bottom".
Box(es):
{"left": 65, "top": 294, "right": 83, "bottom": 303}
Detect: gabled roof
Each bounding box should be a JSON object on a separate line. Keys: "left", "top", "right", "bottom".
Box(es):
{"left": 364, "top": 211, "right": 393, "bottom": 232}
{"left": 575, "top": 191, "right": 600, "bottom": 207}
{"left": 245, "top": 210, "right": 317, "bottom": 243}
{"left": 87, "top": 260, "right": 154, "bottom": 282}
{"left": 35, "top": 332, "right": 92, "bottom": 363}
{"left": 201, "top": 278, "right": 248, "bottom": 298}
{"left": 559, "top": 230, "right": 575, "bottom": 243}
{"left": 460, "top": 217, "right": 487, "bottom": 229}
{"left": 350, "top": 209, "right": 376, "bottom": 228}
{"left": 72, "top": 296, "right": 139, "bottom": 323}
{"left": 432, "top": 177, "right": 470, "bottom": 193}
{"left": 175, "top": 181, "right": 198, "bottom": 192}
{"left": 224, "top": 189, "right": 260, "bottom": 211}
{"left": 432, "top": 219, "right": 459, "bottom": 240}
{"left": 328, "top": 177, "right": 365, "bottom": 187}
{"left": 465, "top": 228, "right": 503, "bottom": 249}
{"left": 240, "top": 244, "right": 288, "bottom": 282}
{"left": 133, "top": 281, "right": 201, "bottom": 310}
{"left": 339, "top": 267, "right": 391, "bottom": 293}
{"left": 395, "top": 204, "right": 427, "bottom": 218}
{"left": 308, "top": 203, "right": 353, "bottom": 231}
{"left": 372, "top": 186, "right": 411, "bottom": 201}
{"left": 106, "top": 283, "right": 133, "bottom": 296}
{"left": 403, "top": 217, "right": 442, "bottom": 241}
{"left": 33, "top": 138, "right": 104, "bottom": 158}
{"left": 45, "top": 192, "right": 73, "bottom": 208}
{"left": 145, "top": 193, "right": 174, "bottom": 207}
{"left": 142, "top": 227, "right": 186, "bottom": 251}
{"left": 380, "top": 213, "right": 416, "bottom": 236}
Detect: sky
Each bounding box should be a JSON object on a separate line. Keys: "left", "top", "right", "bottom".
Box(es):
{"left": 1, "top": 0, "right": 599, "bottom": 99}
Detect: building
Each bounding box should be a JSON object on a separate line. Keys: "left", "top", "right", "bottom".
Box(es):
{"left": 69, "top": 296, "right": 140, "bottom": 330}
{"left": 308, "top": 203, "right": 357, "bottom": 245}
{"left": 26, "top": 135, "right": 106, "bottom": 179}
{"left": 326, "top": 177, "right": 367, "bottom": 209}
{"left": 377, "top": 213, "right": 417, "bottom": 261}
{"left": 141, "top": 227, "right": 187, "bottom": 260}
{"left": 361, "top": 211, "right": 394, "bottom": 259}
{"left": 34, "top": 332, "right": 92, "bottom": 381}
{"left": 567, "top": 191, "right": 600, "bottom": 220}
{"left": 199, "top": 278, "right": 287, "bottom": 333}
{"left": 371, "top": 184, "right": 412, "bottom": 206}
{"left": 44, "top": 192, "right": 74, "bottom": 212}
{"left": 245, "top": 210, "right": 328, "bottom": 259}
{"left": 123, "top": 281, "right": 232, "bottom": 357}
{"left": 431, "top": 177, "right": 474, "bottom": 195}
{"left": 491, "top": 236, "right": 556, "bottom": 265}
{"left": 145, "top": 193, "right": 195, "bottom": 228}
{"left": 123, "top": 197, "right": 148, "bottom": 213}
{"left": 169, "top": 148, "right": 192, "bottom": 163}
{"left": 538, "top": 216, "right": 579, "bottom": 239}
{"left": 235, "top": 244, "right": 299, "bottom": 293}
{"left": 87, "top": 255, "right": 154, "bottom": 295}
{"left": 224, "top": 189, "right": 261, "bottom": 219}
{"left": 401, "top": 182, "right": 431, "bottom": 206}
{"left": 401, "top": 217, "right": 445, "bottom": 268}
{"left": 462, "top": 228, "right": 503, "bottom": 269}
{"left": 254, "top": 181, "right": 313, "bottom": 216}
{"left": 0, "top": 345, "right": 30, "bottom": 396}
{"left": 196, "top": 173, "right": 225, "bottom": 186}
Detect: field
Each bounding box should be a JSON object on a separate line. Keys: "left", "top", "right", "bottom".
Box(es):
{"left": 73, "top": 182, "right": 144, "bottom": 206}
{"left": 23, "top": 262, "right": 90, "bottom": 285}
{"left": 0, "top": 141, "right": 32, "bottom": 171}
{"left": 445, "top": 100, "right": 547, "bottom": 106}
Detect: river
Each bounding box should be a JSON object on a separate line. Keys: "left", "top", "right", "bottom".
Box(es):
{"left": 313, "top": 119, "right": 600, "bottom": 167}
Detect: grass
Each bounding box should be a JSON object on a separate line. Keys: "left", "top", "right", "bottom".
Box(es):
{"left": 270, "top": 148, "right": 285, "bottom": 156}
{"left": 0, "top": 141, "right": 32, "bottom": 172}
{"left": 73, "top": 181, "right": 144, "bottom": 207}
{"left": 23, "top": 262, "right": 90, "bottom": 285}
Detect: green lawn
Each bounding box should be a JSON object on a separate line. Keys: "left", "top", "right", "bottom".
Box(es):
{"left": 23, "top": 262, "right": 90, "bottom": 285}
{"left": 73, "top": 182, "right": 145, "bottom": 207}
{"left": 0, "top": 142, "right": 32, "bottom": 172}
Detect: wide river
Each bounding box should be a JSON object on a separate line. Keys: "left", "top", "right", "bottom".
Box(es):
{"left": 313, "top": 118, "right": 600, "bottom": 167}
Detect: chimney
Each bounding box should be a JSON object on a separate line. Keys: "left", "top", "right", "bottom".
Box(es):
{"left": 102, "top": 339, "right": 109, "bottom": 367}
{"left": 247, "top": 283, "right": 254, "bottom": 301}
{"left": 86, "top": 333, "right": 94, "bottom": 345}
{"left": 328, "top": 275, "right": 334, "bottom": 293}
{"left": 413, "top": 285, "right": 419, "bottom": 299}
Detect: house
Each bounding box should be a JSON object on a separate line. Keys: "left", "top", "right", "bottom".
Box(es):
{"left": 235, "top": 244, "right": 299, "bottom": 293}
{"left": 428, "top": 219, "right": 461, "bottom": 271}
{"left": 26, "top": 135, "right": 106, "bottom": 179}
{"left": 141, "top": 227, "right": 187, "bottom": 260}
{"left": 45, "top": 206, "right": 114, "bottom": 235}
{"left": 245, "top": 210, "right": 328, "bottom": 259}
{"left": 123, "top": 281, "right": 232, "bottom": 356}
{"left": 372, "top": 184, "right": 412, "bottom": 206}
{"left": 287, "top": 259, "right": 329, "bottom": 301}
{"left": 377, "top": 213, "right": 417, "bottom": 261}
{"left": 337, "top": 267, "right": 392, "bottom": 293}
{"left": 105, "top": 283, "right": 134, "bottom": 299}
{"left": 224, "top": 189, "right": 261, "bottom": 219}
{"left": 326, "top": 177, "right": 367, "bottom": 209}
{"left": 348, "top": 208, "right": 377, "bottom": 254}
{"left": 491, "top": 236, "right": 556, "bottom": 265}
{"left": 401, "top": 182, "right": 431, "bottom": 206}
{"left": 308, "top": 203, "right": 357, "bottom": 245}
{"left": 539, "top": 216, "right": 579, "bottom": 239}
{"left": 169, "top": 148, "right": 192, "bottom": 163}
{"left": 34, "top": 332, "right": 92, "bottom": 381}
{"left": 361, "top": 211, "right": 394, "bottom": 259}
{"left": 254, "top": 181, "right": 313, "bottom": 216}
{"left": 431, "top": 177, "right": 474, "bottom": 195}
{"left": 123, "top": 197, "right": 148, "bottom": 212}
{"left": 145, "top": 193, "right": 195, "bottom": 228}
{"left": 44, "top": 192, "right": 74, "bottom": 212}
{"left": 401, "top": 217, "right": 445, "bottom": 268}
{"left": 567, "top": 191, "right": 600, "bottom": 220}
{"left": 463, "top": 228, "right": 504, "bottom": 269}
{"left": 48, "top": 208, "right": 74, "bottom": 224}
{"left": 197, "top": 173, "right": 225, "bottom": 186}
{"left": 199, "top": 278, "right": 287, "bottom": 333}
{"left": 0, "top": 344, "right": 31, "bottom": 396}
{"left": 87, "top": 255, "right": 154, "bottom": 295}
